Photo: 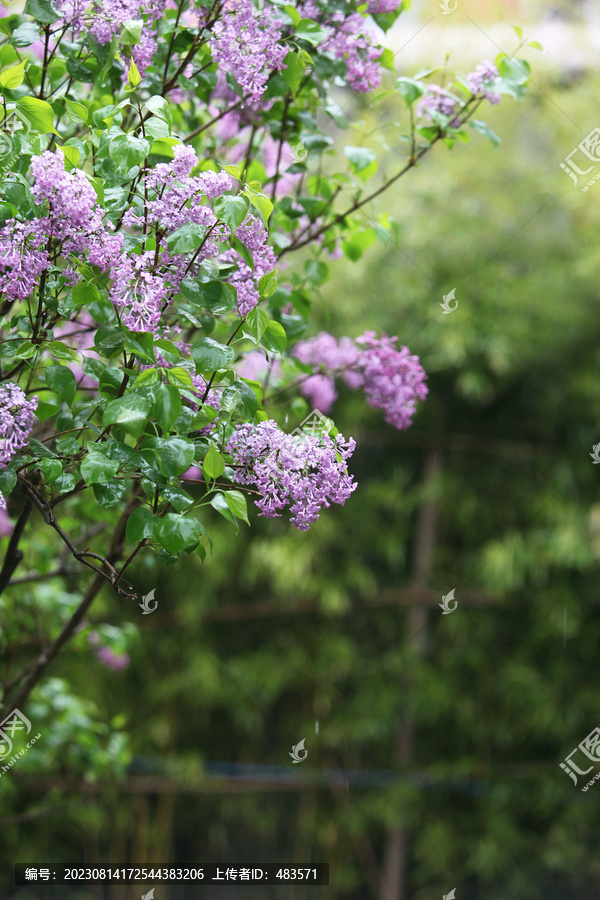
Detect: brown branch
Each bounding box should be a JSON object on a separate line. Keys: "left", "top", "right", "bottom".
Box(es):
{"left": 2, "top": 494, "right": 138, "bottom": 717}
{"left": 0, "top": 489, "right": 34, "bottom": 597}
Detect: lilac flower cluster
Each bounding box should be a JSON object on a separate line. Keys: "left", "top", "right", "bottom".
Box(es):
{"left": 355, "top": 331, "right": 428, "bottom": 430}
{"left": 297, "top": 0, "right": 383, "bottom": 93}
{"left": 55, "top": 0, "right": 166, "bottom": 78}
{"left": 0, "top": 149, "right": 122, "bottom": 304}
{"left": 204, "top": 0, "right": 287, "bottom": 102}
{"left": 0, "top": 383, "right": 38, "bottom": 510}
{"left": 418, "top": 62, "right": 501, "bottom": 123}
{"left": 124, "top": 145, "right": 233, "bottom": 234}
{"left": 417, "top": 85, "right": 461, "bottom": 124}
{"left": 368, "top": 0, "right": 401, "bottom": 11}
{"left": 293, "top": 330, "right": 428, "bottom": 430}
{"left": 226, "top": 419, "right": 357, "bottom": 530}
{"left": 294, "top": 332, "right": 362, "bottom": 411}
{"left": 221, "top": 215, "right": 278, "bottom": 316}
{"left": 467, "top": 60, "right": 501, "bottom": 104}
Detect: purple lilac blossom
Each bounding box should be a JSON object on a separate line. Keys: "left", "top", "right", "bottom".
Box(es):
{"left": 236, "top": 350, "right": 282, "bottom": 383}
{"left": 0, "top": 383, "right": 38, "bottom": 510}
{"left": 355, "top": 331, "right": 428, "bottom": 430}
{"left": 204, "top": 0, "right": 287, "bottom": 102}
{"left": 298, "top": 0, "right": 383, "bottom": 93}
{"left": 221, "top": 215, "right": 278, "bottom": 316}
{"left": 467, "top": 61, "right": 501, "bottom": 104}
{"left": 0, "top": 508, "right": 13, "bottom": 538}
{"left": 293, "top": 331, "right": 427, "bottom": 429}
{"left": 368, "top": 0, "right": 401, "bottom": 11}
{"left": 54, "top": 0, "right": 166, "bottom": 78}
{"left": 227, "top": 419, "right": 357, "bottom": 530}
{"left": 416, "top": 84, "right": 461, "bottom": 124}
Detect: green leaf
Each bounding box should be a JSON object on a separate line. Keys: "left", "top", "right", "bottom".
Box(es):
{"left": 283, "top": 5, "right": 301, "bottom": 26}
{"left": 24, "top": 0, "right": 61, "bottom": 24}
{"left": 109, "top": 133, "right": 150, "bottom": 170}
{"left": 94, "top": 325, "right": 124, "bottom": 358}
{"left": 214, "top": 193, "right": 249, "bottom": 232}
{"left": 126, "top": 507, "right": 156, "bottom": 543}
{"left": 163, "top": 485, "right": 194, "bottom": 512}
{"left": 94, "top": 481, "right": 127, "bottom": 507}
{"left": 151, "top": 383, "right": 182, "bottom": 434}
{"left": 45, "top": 364, "right": 76, "bottom": 403}
{"left": 41, "top": 458, "right": 62, "bottom": 483}
{"left": 144, "top": 436, "right": 195, "bottom": 477}
{"left": 28, "top": 438, "right": 58, "bottom": 459}
{"left": 296, "top": 18, "right": 330, "bottom": 45}
{"left": 143, "top": 95, "right": 173, "bottom": 127}
{"left": 72, "top": 280, "right": 100, "bottom": 307}
{"left": 246, "top": 191, "right": 273, "bottom": 223}
{"left": 209, "top": 492, "right": 238, "bottom": 530}
{"left": 124, "top": 329, "right": 155, "bottom": 362}
{"left": 396, "top": 76, "right": 425, "bottom": 105}
{"left": 224, "top": 489, "right": 250, "bottom": 524}
{"left": 17, "top": 96, "right": 58, "bottom": 135}
{"left": 54, "top": 472, "right": 76, "bottom": 493}
{"left": 180, "top": 278, "right": 237, "bottom": 314}
{"left": 167, "top": 222, "right": 207, "bottom": 254}
{"left": 120, "top": 19, "right": 143, "bottom": 44}
{"left": 135, "top": 367, "right": 161, "bottom": 388}
{"left": 165, "top": 367, "right": 194, "bottom": 389}
{"left": 127, "top": 58, "right": 141, "bottom": 87}
{"left": 469, "top": 119, "right": 501, "bottom": 148}
{"left": 221, "top": 380, "right": 259, "bottom": 420}
{"left": 380, "top": 47, "right": 395, "bottom": 72}
{"left": 229, "top": 235, "right": 254, "bottom": 271}
{"left": 103, "top": 394, "right": 152, "bottom": 436}
{"left": 497, "top": 56, "right": 531, "bottom": 85}
{"left": 0, "top": 469, "right": 17, "bottom": 496}
{"left": 156, "top": 513, "right": 201, "bottom": 554}
{"left": 262, "top": 320, "right": 287, "bottom": 353}
{"left": 10, "top": 23, "right": 42, "bottom": 47}
{"left": 190, "top": 337, "right": 234, "bottom": 374}
{"left": 282, "top": 50, "right": 306, "bottom": 96}
{"left": 81, "top": 449, "right": 120, "bottom": 485}
{"left": 344, "top": 145, "right": 377, "bottom": 172}
{"left": 0, "top": 62, "right": 26, "bottom": 91}
{"left": 64, "top": 98, "right": 88, "bottom": 125}
{"left": 202, "top": 445, "right": 225, "bottom": 481}
{"left": 256, "top": 270, "right": 277, "bottom": 297}
{"left": 47, "top": 340, "right": 79, "bottom": 361}
{"left": 246, "top": 308, "right": 269, "bottom": 342}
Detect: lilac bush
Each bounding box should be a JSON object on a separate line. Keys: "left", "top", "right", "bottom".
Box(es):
{"left": 0, "top": 0, "right": 532, "bottom": 715}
